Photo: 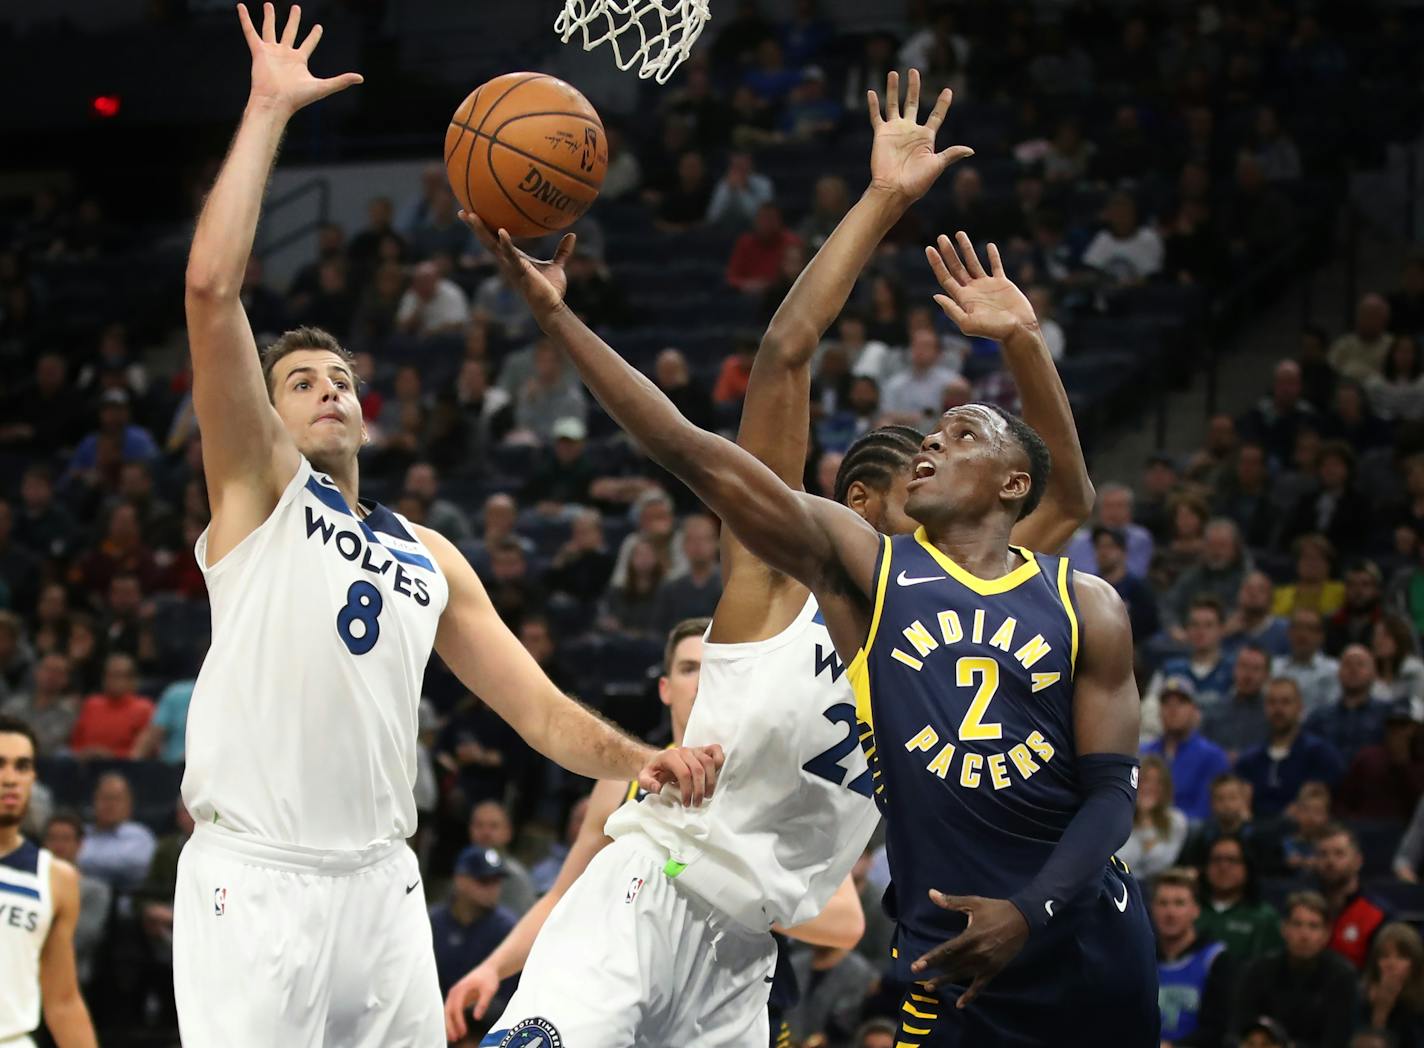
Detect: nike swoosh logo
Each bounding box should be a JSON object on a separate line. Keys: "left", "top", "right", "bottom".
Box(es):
{"left": 897, "top": 570, "right": 946, "bottom": 587}
{"left": 405, "top": 881, "right": 419, "bottom": 895}
{"left": 1113, "top": 879, "right": 1128, "bottom": 912}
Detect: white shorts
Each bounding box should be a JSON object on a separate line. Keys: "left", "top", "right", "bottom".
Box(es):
{"left": 174, "top": 824, "right": 442, "bottom": 1048}
{"left": 482, "top": 834, "right": 776, "bottom": 1048}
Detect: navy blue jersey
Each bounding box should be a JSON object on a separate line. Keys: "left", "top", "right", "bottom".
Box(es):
{"left": 849, "top": 529, "right": 1110, "bottom": 976}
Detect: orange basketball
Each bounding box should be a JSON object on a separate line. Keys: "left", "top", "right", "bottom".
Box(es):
{"left": 444, "top": 72, "right": 608, "bottom": 240}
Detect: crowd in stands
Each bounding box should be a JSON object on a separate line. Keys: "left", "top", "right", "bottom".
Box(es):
{"left": 2, "top": 0, "right": 1424, "bottom": 1045}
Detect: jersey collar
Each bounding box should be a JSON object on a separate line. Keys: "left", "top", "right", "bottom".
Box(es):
{"left": 912, "top": 526, "right": 1041, "bottom": 595}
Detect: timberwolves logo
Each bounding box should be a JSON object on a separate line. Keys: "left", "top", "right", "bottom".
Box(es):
{"left": 501, "top": 1018, "right": 562, "bottom": 1047}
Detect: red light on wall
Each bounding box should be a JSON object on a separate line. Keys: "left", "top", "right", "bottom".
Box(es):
{"left": 91, "top": 95, "right": 121, "bottom": 118}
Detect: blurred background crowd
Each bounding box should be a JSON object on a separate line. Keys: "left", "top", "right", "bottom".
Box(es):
{"left": 3, "top": 0, "right": 1424, "bottom": 1045}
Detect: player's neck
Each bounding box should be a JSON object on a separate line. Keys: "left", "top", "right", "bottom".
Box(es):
{"left": 0, "top": 824, "right": 22, "bottom": 858}
{"left": 922, "top": 519, "right": 1020, "bottom": 580}
{"left": 1159, "top": 928, "right": 1196, "bottom": 960}
{"left": 321, "top": 459, "right": 362, "bottom": 513}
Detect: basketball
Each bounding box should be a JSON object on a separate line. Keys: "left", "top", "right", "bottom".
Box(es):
{"left": 444, "top": 72, "right": 608, "bottom": 239}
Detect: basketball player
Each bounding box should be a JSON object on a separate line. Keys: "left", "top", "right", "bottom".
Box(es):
{"left": 469, "top": 214, "right": 1158, "bottom": 1041}
{"left": 444, "top": 618, "right": 866, "bottom": 1044}
{"left": 0, "top": 716, "right": 97, "bottom": 1048}
{"left": 457, "top": 71, "right": 1103, "bottom": 1047}
{"left": 175, "top": 7, "right": 721, "bottom": 1046}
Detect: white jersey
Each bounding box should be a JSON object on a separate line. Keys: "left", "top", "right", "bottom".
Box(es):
{"left": 605, "top": 596, "right": 880, "bottom": 931}
{"left": 0, "top": 842, "right": 53, "bottom": 1042}
{"left": 184, "top": 458, "right": 449, "bottom": 852}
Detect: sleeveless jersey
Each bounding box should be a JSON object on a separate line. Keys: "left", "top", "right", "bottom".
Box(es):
{"left": 0, "top": 841, "right": 53, "bottom": 1041}
{"left": 184, "top": 458, "right": 449, "bottom": 852}
{"left": 850, "top": 529, "right": 1099, "bottom": 974}
{"left": 1159, "top": 939, "right": 1226, "bottom": 1041}
{"left": 605, "top": 596, "right": 881, "bottom": 932}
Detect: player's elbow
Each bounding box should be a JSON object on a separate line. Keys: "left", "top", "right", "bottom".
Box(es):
{"left": 185, "top": 264, "right": 239, "bottom": 303}
{"left": 830, "top": 902, "right": 867, "bottom": 951}
{"left": 759, "top": 319, "right": 818, "bottom": 368}
{"left": 1062, "top": 476, "right": 1096, "bottom": 528}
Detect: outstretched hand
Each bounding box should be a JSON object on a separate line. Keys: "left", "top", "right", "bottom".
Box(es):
{"left": 459, "top": 209, "right": 573, "bottom": 320}
{"left": 238, "top": 2, "right": 363, "bottom": 117}
{"left": 910, "top": 891, "right": 1030, "bottom": 1005}
{"left": 444, "top": 962, "right": 500, "bottom": 1041}
{"left": 926, "top": 232, "right": 1039, "bottom": 343}
{"left": 868, "top": 69, "right": 974, "bottom": 203}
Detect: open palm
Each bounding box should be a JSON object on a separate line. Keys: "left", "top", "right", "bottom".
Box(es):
{"left": 238, "top": 3, "right": 362, "bottom": 117}
{"left": 927, "top": 232, "right": 1038, "bottom": 343}
{"left": 459, "top": 208, "right": 572, "bottom": 317}
{"left": 868, "top": 69, "right": 973, "bottom": 202}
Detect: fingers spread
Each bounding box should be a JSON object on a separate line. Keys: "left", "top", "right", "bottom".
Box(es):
{"left": 958, "top": 973, "right": 991, "bottom": 1008}
{"left": 884, "top": 70, "right": 900, "bottom": 120}
{"left": 281, "top": 3, "right": 300, "bottom": 46}
{"left": 925, "top": 87, "right": 952, "bottom": 131}
{"left": 937, "top": 145, "right": 975, "bottom": 170}
{"left": 866, "top": 90, "right": 883, "bottom": 128}
{"left": 299, "top": 22, "right": 324, "bottom": 56}
{"left": 904, "top": 67, "right": 921, "bottom": 119}
{"left": 934, "top": 293, "right": 968, "bottom": 326}
{"left": 261, "top": 1, "right": 276, "bottom": 42}
{"left": 554, "top": 232, "right": 578, "bottom": 266}
{"left": 237, "top": 4, "right": 260, "bottom": 46}
{"left": 935, "top": 233, "right": 969, "bottom": 285}
{"left": 955, "top": 231, "right": 986, "bottom": 279}
{"left": 986, "top": 242, "right": 1004, "bottom": 278}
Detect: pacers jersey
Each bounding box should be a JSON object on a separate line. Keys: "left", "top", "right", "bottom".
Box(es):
{"left": 605, "top": 596, "right": 881, "bottom": 932}
{"left": 184, "top": 457, "right": 449, "bottom": 852}
{"left": 850, "top": 529, "right": 1093, "bottom": 977}
{"left": 0, "top": 842, "right": 53, "bottom": 1041}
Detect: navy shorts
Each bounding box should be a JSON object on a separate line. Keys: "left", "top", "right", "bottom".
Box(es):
{"left": 890, "top": 863, "right": 1160, "bottom": 1047}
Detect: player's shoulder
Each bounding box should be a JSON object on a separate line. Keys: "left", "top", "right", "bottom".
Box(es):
{"left": 47, "top": 854, "right": 80, "bottom": 903}
{"left": 1068, "top": 569, "right": 1128, "bottom": 618}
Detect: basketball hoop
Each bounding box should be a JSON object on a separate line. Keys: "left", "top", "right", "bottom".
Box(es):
{"left": 555, "top": 0, "right": 711, "bottom": 84}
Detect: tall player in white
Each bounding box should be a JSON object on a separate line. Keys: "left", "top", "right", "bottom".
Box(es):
{"left": 178, "top": 7, "right": 721, "bottom": 1046}
{"left": 0, "top": 717, "right": 97, "bottom": 1048}
{"left": 449, "top": 71, "right": 1093, "bottom": 1047}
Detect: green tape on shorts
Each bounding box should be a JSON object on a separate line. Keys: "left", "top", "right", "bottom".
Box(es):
{"left": 663, "top": 858, "right": 687, "bottom": 879}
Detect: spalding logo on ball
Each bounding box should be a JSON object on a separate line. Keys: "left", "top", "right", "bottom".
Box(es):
{"left": 445, "top": 72, "right": 609, "bottom": 239}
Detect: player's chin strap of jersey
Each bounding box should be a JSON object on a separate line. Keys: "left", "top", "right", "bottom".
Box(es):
{"left": 1008, "top": 753, "right": 1139, "bottom": 934}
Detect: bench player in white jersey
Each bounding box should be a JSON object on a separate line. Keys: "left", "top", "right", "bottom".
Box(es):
{"left": 176, "top": 7, "right": 722, "bottom": 1046}
{"left": 453, "top": 70, "right": 1094, "bottom": 1047}
{"left": 0, "top": 717, "right": 97, "bottom": 1048}
{"left": 443, "top": 619, "right": 866, "bottom": 1044}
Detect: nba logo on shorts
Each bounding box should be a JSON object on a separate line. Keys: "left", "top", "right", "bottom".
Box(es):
{"left": 625, "top": 876, "right": 644, "bottom": 904}
{"left": 213, "top": 887, "right": 227, "bottom": 917}
{"left": 1130, "top": 767, "right": 1139, "bottom": 789}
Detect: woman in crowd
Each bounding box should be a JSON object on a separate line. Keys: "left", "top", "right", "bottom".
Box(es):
{"left": 1373, "top": 613, "right": 1424, "bottom": 705}
{"left": 600, "top": 537, "right": 665, "bottom": 637}
{"left": 1120, "top": 754, "right": 1188, "bottom": 881}
{"left": 1361, "top": 923, "right": 1424, "bottom": 1048}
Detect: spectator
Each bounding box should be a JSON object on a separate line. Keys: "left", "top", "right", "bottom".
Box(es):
{"left": 1241, "top": 1017, "right": 1293, "bottom": 1048}
{"left": 1144, "top": 597, "right": 1236, "bottom": 736}
{"left": 562, "top": 250, "right": 629, "bottom": 330}
{"left": 1223, "top": 154, "right": 1298, "bottom": 260}
{"left": 1329, "top": 293, "right": 1393, "bottom": 382}
{"left": 430, "top": 845, "right": 519, "bottom": 998}
{"left": 881, "top": 329, "right": 962, "bottom": 425}
{"left": 652, "top": 514, "right": 722, "bottom": 624}
{"left": 435, "top": 694, "right": 519, "bottom": 811}
{"left": 1081, "top": 192, "right": 1163, "bottom": 285}
{"left": 1197, "top": 834, "right": 1283, "bottom": 963}
{"left": 467, "top": 800, "right": 536, "bottom": 916}
{"left": 1304, "top": 644, "right": 1392, "bottom": 761}
{"left": 1273, "top": 608, "right": 1342, "bottom": 714}
{"left": 853, "top": 1017, "right": 897, "bottom": 1048}
{"left": 1090, "top": 525, "right": 1159, "bottom": 646}
{"left": 1144, "top": 677, "right": 1230, "bottom": 821}
{"left": 1041, "top": 118, "right": 1096, "bottom": 183}
{"left": 102, "top": 573, "right": 156, "bottom": 670}
{"left": 654, "top": 348, "right": 716, "bottom": 431}
{"left": 69, "top": 653, "right": 153, "bottom": 758}
{"left": 706, "top": 151, "right": 775, "bottom": 229}
{"left": 1, "top": 651, "right": 78, "bottom": 755}
{"left": 66, "top": 389, "right": 159, "bottom": 481}
{"left": 1324, "top": 561, "right": 1384, "bottom": 658}
{"left": 1025, "top": 286, "right": 1066, "bottom": 361}
{"left": 1361, "top": 923, "right": 1424, "bottom": 1046}
{"left": 1240, "top": 360, "right": 1319, "bottom": 466}
{"left": 1067, "top": 484, "right": 1155, "bottom": 578}
{"left": 1372, "top": 614, "right": 1424, "bottom": 704}
{"left": 1253, "top": 106, "right": 1303, "bottom": 182}
{"left": 70, "top": 502, "right": 159, "bottom": 603}
{"left": 513, "top": 341, "right": 587, "bottom": 444}
{"left": 1226, "top": 572, "right": 1292, "bottom": 658}
{"left": 1165, "top": 519, "right": 1250, "bottom": 636}
{"left": 1203, "top": 645, "right": 1273, "bottom": 758}
{"left": 600, "top": 125, "right": 643, "bottom": 200}
{"left": 546, "top": 509, "right": 615, "bottom": 606}
{"left": 1397, "top": 792, "right": 1424, "bottom": 882}
{"left": 302, "top": 258, "right": 358, "bottom": 340}
{"left": 655, "top": 149, "right": 715, "bottom": 233}
{"left": 726, "top": 204, "right": 800, "bottom": 294}
{"left": 78, "top": 771, "right": 157, "bottom": 892}
{"left": 288, "top": 221, "right": 346, "bottom": 312}
{"left": 408, "top": 191, "right": 475, "bottom": 265}
{"left": 42, "top": 811, "right": 111, "bottom": 988}
{"left": 1325, "top": 380, "right": 1393, "bottom": 453}
{"left": 529, "top": 796, "right": 588, "bottom": 894}
{"left": 1273, "top": 535, "right": 1346, "bottom": 619}
{"left": 1338, "top": 704, "right": 1424, "bottom": 819}
{"left": 1367, "top": 335, "right": 1424, "bottom": 422}
{"left": 472, "top": 270, "right": 536, "bottom": 346}
{"left": 347, "top": 195, "right": 403, "bottom": 279}
{"left": 1188, "top": 414, "right": 1240, "bottom": 489}
{"left": 1119, "top": 755, "right": 1188, "bottom": 881}
{"left": 1157, "top": 493, "right": 1212, "bottom": 592}
{"left": 797, "top": 174, "right": 850, "bottom": 251}
{"left": 1283, "top": 442, "right": 1368, "bottom": 557}
{"left": 1232, "top": 892, "right": 1358, "bottom": 1048}
{"left": 1214, "top": 442, "right": 1276, "bottom": 548}
{"left": 396, "top": 261, "right": 469, "bottom": 339}
{"left": 1280, "top": 780, "right": 1333, "bottom": 874}
{"left": 741, "top": 38, "right": 800, "bottom": 105}
{"left": 713, "top": 335, "right": 759, "bottom": 405}
{"left": 1180, "top": 773, "right": 1280, "bottom": 873}
{"left": 0, "top": 354, "right": 83, "bottom": 458}
{"left": 785, "top": 941, "right": 878, "bottom": 1046}
{"left": 14, "top": 465, "right": 78, "bottom": 563}
{"left": 132, "top": 678, "right": 194, "bottom": 764}
{"left": 453, "top": 358, "right": 514, "bottom": 458}
{"left": 1153, "top": 868, "right": 1234, "bottom": 1047}
{"left": 602, "top": 536, "right": 666, "bottom": 637}
{"left": 484, "top": 541, "right": 544, "bottom": 628}
{"left": 1315, "top": 824, "right": 1390, "bottom": 971}
{"left": 402, "top": 462, "right": 472, "bottom": 543}
{"left": 138, "top": 801, "right": 194, "bottom": 982}
{"left": 1236, "top": 677, "right": 1345, "bottom": 817}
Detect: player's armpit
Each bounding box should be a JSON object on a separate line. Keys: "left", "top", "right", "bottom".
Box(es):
{"left": 1068, "top": 572, "right": 1142, "bottom": 756}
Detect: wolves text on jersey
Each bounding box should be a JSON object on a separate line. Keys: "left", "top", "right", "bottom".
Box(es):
{"left": 304, "top": 506, "right": 432, "bottom": 606}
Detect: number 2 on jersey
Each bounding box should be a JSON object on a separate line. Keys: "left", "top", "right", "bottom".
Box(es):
{"left": 337, "top": 580, "right": 384, "bottom": 655}
{"left": 956, "top": 656, "right": 1003, "bottom": 740}
{"left": 802, "top": 703, "right": 874, "bottom": 798}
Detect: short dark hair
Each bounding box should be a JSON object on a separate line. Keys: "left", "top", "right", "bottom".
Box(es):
{"left": 44, "top": 809, "right": 85, "bottom": 840}
{"left": 833, "top": 425, "right": 922, "bottom": 505}
{"left": 0, "top": 714, "right": 38, "bottom": 759}
{"left": 1188, "top": 594, "right": 1225, "bottom": 623}
{"left": 1236, "top": 642, "right": 1270, "bottom": 665}
{"left": 1285, "top": 889, "right": 1329, "bottom": 922}
{"left": 986, "top": 405, "right": 1051, "bottom": 519}
{"left": 1091, "top": 524, "right": 1127, "bottom": 549}
{"left": 1319, "top": 821, "right": 1360, "bottom": 851}
{"left": 260, "top": 326, "right": 355, "bottom": 398}
{"left": 1151, "top": 866, "right": 1199, "bottom": 899}
{"left": 664, "top": 617, "right": 710, "bottom": 672}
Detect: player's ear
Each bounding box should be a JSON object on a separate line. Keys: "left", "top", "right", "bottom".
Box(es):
{"left": 844, "top": 480, "right": 875, "bottom": 518}
{"left": 1002, "top": 469, "right": 1030, "bottom": 505}
{"left": 657, "top": 676, "right": 671, "bottom": 708}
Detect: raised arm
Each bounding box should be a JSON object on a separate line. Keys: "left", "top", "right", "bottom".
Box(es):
{"left": 40, "top": 860, "right": 97, "bottom": 1048}
{"left": 911, "top": 573, "right": 1139, "bottom": 1004}
{"left": 721, "top": 70, "right": 969, "bottom": 625}
{"left": 926, "top": 234, "right": 1094, "bottom": 553}
{"left": 423, "top": 527, "right": 720, "bottom": 801}
{"left": 459, "top": 213, "right": 884, "bottom": 640}
{"left": 443, "top": 776, "right": 628, "bottom": 1040}
{"left": 185, "top": 5, "right": 360, "bottom": 545}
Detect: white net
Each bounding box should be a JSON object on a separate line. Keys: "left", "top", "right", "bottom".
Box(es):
{"left": 555, "top": 0, "right": 712, "bottom": 84}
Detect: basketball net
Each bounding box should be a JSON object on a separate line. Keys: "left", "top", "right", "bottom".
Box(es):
{"left": 555, "top": 0, "right": 711, "bottom": 83}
